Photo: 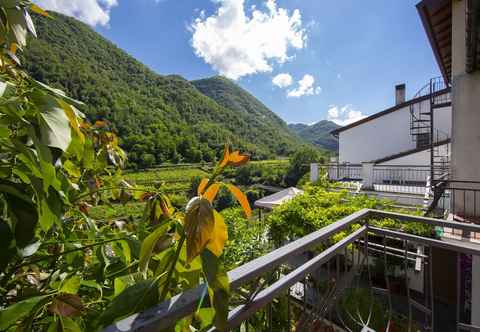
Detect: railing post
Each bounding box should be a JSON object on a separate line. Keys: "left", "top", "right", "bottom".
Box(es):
{"left": 362, "top": 162, "right": 375, "bottom": 190}
{"left": 472, "top": 255, "right": 480, "bottom": 326}
{"left": 310, "top": 163, "right": 319, "bottom": 183}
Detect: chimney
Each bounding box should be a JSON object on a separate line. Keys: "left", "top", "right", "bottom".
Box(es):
{"left": 395, "top": 84, "right": 406, "bottom": 105}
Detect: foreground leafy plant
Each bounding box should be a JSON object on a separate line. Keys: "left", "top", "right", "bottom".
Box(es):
{"left": 0, "top": 4, "right": 252, "bottom": 331}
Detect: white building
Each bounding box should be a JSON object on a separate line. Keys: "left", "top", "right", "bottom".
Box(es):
{"left": 331, "top": 84, "right": 451, "bottom": 167}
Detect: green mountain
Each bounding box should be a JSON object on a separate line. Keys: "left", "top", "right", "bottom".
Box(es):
{"left": 22, "top": 12, "right": 304, "bottom": 167}
{"left": 192, "top": 76, "right": 302, "bottom": 154}
{"left": 288, "top": 120, "right": 340, "bottom": 151}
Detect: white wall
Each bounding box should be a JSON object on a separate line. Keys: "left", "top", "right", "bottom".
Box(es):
{"left": 338, "top": 98, "right": 451, "bottom": 164}
{"left": 379, "top": 143, "right": 450, "bottom": 166}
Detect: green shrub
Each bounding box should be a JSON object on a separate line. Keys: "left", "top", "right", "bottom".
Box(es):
{"left": 284, "top": 146, "right": 324, "bottom": 186}
{"left": 267, "top": 185, "right": 434, "bottom": 246}
{"left": 222, "top": 208, "right": 272, "bottom": 271}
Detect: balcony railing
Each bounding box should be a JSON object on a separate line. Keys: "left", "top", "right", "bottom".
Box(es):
{"left": 315, "top": 164, "right": 431, "bottom": 195}
{"left": 372, "top": 165, "right": 430, "bottom": 195}
{"left": 323, "top": 164, "right": 362, "bottom": 181}
{"left": 103, "top": 209, "right": 480, "bottom": 332}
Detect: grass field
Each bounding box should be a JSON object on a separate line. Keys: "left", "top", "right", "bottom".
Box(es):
{"left": 125, "top": 167, "right": 209, "bottom": 185}
{"left": 91, "top": 160, "right": 289, "bottom": 221}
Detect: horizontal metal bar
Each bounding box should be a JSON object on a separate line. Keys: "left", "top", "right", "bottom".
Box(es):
{"left": 376, "top": 165, "right": 431, "bottom": 167}
{"left": 356, "top": 239, "right": 427, "bottom": 258}
{"left": 372, "top": 287, "right": 389, "bottom": 296}
{"left": 369, "top": 226, "right": 480, "bottom": 256}
{"left": 215, "top": 226, "right": 368, "bottom": 331}
{"left": 445, "top": 187, "right": 480, "bottom": 192}
{"left": 369, "top": 209, "right": 480, "bottom": 233}
{"left": 228, "top": 208, "right": 371, "bottom": 289}
{"left": 358, "top": 242, "right": 423, "bottom": 263}
{"left": 458, "top": 323, "right": 480, "bottom": 332}
{"left": 103, "top": 284, "right": 206, "bottom": 332}
{"left": 447, "top": 180, "right": 480, "bottom": 184}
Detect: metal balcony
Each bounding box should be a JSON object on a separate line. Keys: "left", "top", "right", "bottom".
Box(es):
{"left": 103, "top": 209, "right": 480, "bottom": 332}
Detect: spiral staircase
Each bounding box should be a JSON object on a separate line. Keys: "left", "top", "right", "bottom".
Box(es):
{"left": 409, "top": 77, "right": 451, "bottom": 214}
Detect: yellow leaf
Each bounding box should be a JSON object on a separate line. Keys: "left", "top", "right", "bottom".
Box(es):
{"left": 159, "top": 194, "right": 173, "bottom": 218}
{"left": 184, "top": 197, "right": 215, "bottom": 262}
{"left": 229, "top": 151, "right": 249, "bottom": 167}
{"left": 9, "top": 43, "right": 17, "bottom": 54}
{"left": 226, "top": 184, "right": 252, "bottom": 218}
{"left": 197, "top": 178, "right": 209, "bottom": 195}
{"left": 218, "top": 145, "right": 230, "bottom": 168}
{"left": 206, "top": 211, "right": 228, "bottom": 257}
{"left": 30, "top": 4, "right": 49, "bottom": 17}
{"left": 203, "top": 183, "right": 220, "bottom": 203}
{"left": 95, "top": 120, "right": 107, "bottom": 128}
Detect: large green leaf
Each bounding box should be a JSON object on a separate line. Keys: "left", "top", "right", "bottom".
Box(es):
{"left": 96, "top": 279, "right": 159, "bottom": 328}
{"left": 0, "top": 295, "right": 50, "bottom": 330}
{"left": 38, "top": 96, "right": 72, "bottom": 151}
{"left": 113, "top": 272, "right": 143, "bottom": 297}
{"left": 5, "top": 8, "right": 28, "bottom": 47}
{"left": 60, "top": 276, "right": 81, "bottom": 294}
{"left": 38, "top": 193, "right": 60, "bottom": 231}
{"left": 4, "top": 192, "right": 38, "bottom": 248}
{"left": 138, "top": 223, "right": 170, "bottom": 276}
{"left": 60, "top": 317, "right": 82, "bottom": 332}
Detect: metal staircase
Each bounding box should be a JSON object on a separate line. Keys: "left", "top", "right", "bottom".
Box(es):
{"left": 410, "top": 77, "right": 451, "bottom": 186}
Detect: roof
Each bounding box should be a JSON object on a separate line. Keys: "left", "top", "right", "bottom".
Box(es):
{"left": 417, "top": 0, "right": 452, "bottom": 83}
{"left": 373, "top": 138, "right": 450, "bottom": 164}
{"left": 417, "top": 0, "right": 480, "bottom": 82}
{"left": 254, "top": 187, "right": 304, "bottom": 209}
{"left": 331, "top": 88, "right": 450, "bottom": 136}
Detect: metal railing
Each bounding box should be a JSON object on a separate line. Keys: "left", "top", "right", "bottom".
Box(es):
{"left": 321, "top": 164, "right": 362, "bottom": 181}
{"left": 104, "top": 209, "right": 480, "bottom": 332}
{"left": 436, "top": 181, "right": 480, "bottom": 222}
{"left": 373, "top": 165, "right": 430, "bottom": 195}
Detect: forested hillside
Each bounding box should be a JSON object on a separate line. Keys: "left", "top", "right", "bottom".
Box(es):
{"left": 192, "top": 76, "right": 301, "bottom": 155}
{"left": 22, "top": 13, "right": 305, "bottom": 166}
{"left": 288, "top": 120, "right": 340, "bottom": 151}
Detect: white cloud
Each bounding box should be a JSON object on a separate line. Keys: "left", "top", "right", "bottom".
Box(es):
{"left": 35, "top": 0, "right": 118, "bottom": 26}
{"left": 327, "top": 104, "right": 366, "bottom": 126}
{"left": 191, "top": 0, "right": 306, "bottom": 80}
{"left": 272, "top": 73, "right": 293, "bottom": 88}
{"left": 287, "top": 74, "right": 321, "bottom": 98}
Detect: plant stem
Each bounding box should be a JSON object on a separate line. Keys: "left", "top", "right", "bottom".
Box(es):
{"left": 159, "top": 234, "right": 186, "bottom": 301}
{"left": 15, "top": 236, "right": 129, "bottom": 269}
{"left": 158, "top": 165, "right": 221, "bottom": 301}
{"left": 73, "top": 186, "right": 152, "bottom": 203}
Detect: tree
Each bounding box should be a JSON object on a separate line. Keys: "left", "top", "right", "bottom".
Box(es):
{"left": 285, "top": 146, "right": 323, "bottom": 186}
{"left": 141, "top": 153, "right": 156, "bottom": 168}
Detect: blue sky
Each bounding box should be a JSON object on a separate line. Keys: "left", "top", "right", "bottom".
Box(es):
{"left": 36, "top": 0, "right": 441, "bottom": 125}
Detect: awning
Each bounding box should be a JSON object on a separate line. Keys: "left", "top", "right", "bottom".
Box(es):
{"left": 254, "top": 187, "right": 304, "bottom": 210}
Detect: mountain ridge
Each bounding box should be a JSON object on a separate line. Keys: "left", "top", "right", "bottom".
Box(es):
{"left": 288, "top": 120, "right": 340, "bottom": 152}
{"left": 22, "top": 12, "right": 311, "bottom": 166}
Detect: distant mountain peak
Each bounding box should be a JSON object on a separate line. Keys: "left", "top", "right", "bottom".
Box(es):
{"left": 288, "top": 120, "right": 340, "bottom": 151}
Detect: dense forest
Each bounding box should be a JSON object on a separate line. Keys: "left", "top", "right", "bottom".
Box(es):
{"left": 21, "top": 12, "right": 310, "bottom": 167}
{"left": 288, "top": 120, "right": 340, "bottom": 151}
